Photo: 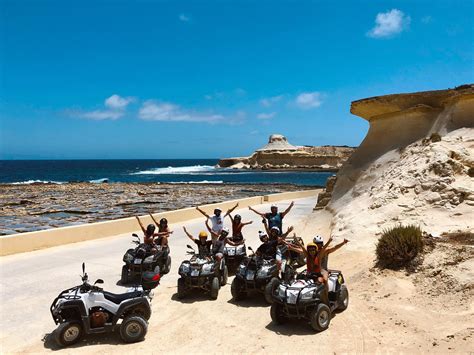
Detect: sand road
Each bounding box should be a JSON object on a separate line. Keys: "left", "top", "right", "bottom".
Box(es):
{"left": 1, "top": 195, "right": 472, "bottom": 353}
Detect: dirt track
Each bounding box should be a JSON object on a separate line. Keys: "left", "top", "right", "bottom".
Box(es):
{"left": 1, "top": 196, "right": 472, "bottom": 353}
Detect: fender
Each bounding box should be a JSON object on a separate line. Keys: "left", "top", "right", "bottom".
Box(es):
{"left": 52, "top": 300, "right": 87, "bottom": 325}
{"left": 112, "top": 298, "right": 151, "bottom": 324}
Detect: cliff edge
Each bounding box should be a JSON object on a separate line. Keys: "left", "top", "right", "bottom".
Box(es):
{"left": 328, "top": 84, "right": 474, "bottom": 245}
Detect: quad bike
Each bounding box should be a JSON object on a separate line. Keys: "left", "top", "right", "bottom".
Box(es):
{"left": 270, "top": 270, "right": 349, "bottom": 332}
{"left": 231, "top": 246, "right": 295, "bottom": 304}
{"left": 223, "top": 243, "right": 247, "bottom": 273}
{"left": 177, "top": 245, "right": 228, "bottom": 300}
{"left": 121, "top": 233, "right": 171, "bottom": 284}
{"left": 50, "top": 263, "right": 158, "bottom": 347}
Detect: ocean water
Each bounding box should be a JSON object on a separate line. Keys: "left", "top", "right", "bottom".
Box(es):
{"left": 0, "top": 160, "right": 333, "bottom": 186}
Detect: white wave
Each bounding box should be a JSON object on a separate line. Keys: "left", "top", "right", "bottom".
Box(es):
{"left": 89, "top": 178, "right": 109, "bottom": 183}
{"left": 10, "top": 180, "right": 65, "bottom": 185}
{"left": 169, "top": 180, "right": 224, "bottom": 184}
{"left": 131, "top": 165, "right": 216, "bottom": 175}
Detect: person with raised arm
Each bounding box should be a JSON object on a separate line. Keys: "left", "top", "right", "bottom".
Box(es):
{"left": 196, "top": 206, "right": 224, "bottom": 235}
{"left": 294, "top": 235, "right": 349, "bottom": 306}
{"left": 148, "top": 214, "right": 173, "bottom": 247}
{"left": 135, "top": 216, "right": 159, "bottom": 252}
{"left": 226, "top": 209, "right": 252, "bottom": 246}
{"left": 248, "top": 201, "right": 295, "bottom": 232}
{"left": 183, "top": 226, "right": 212, "bottom": 258}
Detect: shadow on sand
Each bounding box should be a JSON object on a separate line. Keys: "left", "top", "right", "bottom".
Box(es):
{"left": 170, "top": 291, "right": 215, "bottom": 304}
{"left": 265, "top": 311, "right": 339, "bottom": 336}
{"left": 226, "top": 293, "right": 270, "bottom": 308}
{"left": 42, "top": 329, "right": 128, "bottom": 351}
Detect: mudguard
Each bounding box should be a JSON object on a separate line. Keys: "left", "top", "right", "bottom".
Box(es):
{"left": 112, "top": 298, "right": 151, "bottom": 324}
{"left": 51, "top": 300, "right": 87, "bottom": 325}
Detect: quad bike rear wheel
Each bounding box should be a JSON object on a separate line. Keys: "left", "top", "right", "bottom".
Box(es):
{"left": 120, "top": 315, "right": 148, "bottom": 343}
{"left": 310, "top": 303, "right": 331, "bottom": 332}
{"left": 264, "top": 277, "right": 280, "bottom": 304}
{"left": 231, "top": 277, "right": 247, "bottom": 301}
{"left": 54, "top": 321, "right": 83, "bottom": 347}
{"left": 210, "top": 277, "right": 220, "bottom": 300}
{"left": 270, "top": 302, "right": 289, "bottom": 325}
{"left": 177, "top": 277, "right": 187, "bottom": 299}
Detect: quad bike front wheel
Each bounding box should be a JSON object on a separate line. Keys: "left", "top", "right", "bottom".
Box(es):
{"left": 337, "top": 285, "right": 349, "bottom": 311}
{"left": 264, "top": 277, "right": 280, "bottom": 304}
{"left": 231, "top": 277, "right": 247, "bottom": 301}
{"left": 221, "top": 265, "right": 228, "bottom": 286}
{"left": 54, "top": 321, "right": 83, "bottom": 347}
{"left": 210, "top": 277, "right": 220, "bottom": 300}
{"left": 270, "top": 302, "right": 289, "bottom": 325}
{"left": 310, "top": 303, "right": 331, "bottom": 332}
{"left": 120, "top": 315, "right": 148, "bottom": 343}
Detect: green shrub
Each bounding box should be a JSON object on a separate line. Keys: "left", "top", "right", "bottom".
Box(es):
{"left": 376, "top": 225, "right": 424, "bottom": 269}
{"left": 429, "top": 132, "right": 442, "bottom": 142}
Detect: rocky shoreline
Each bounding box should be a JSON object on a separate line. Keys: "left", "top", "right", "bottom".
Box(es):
{"left": 0, "top": 182, "right": 317, "bottom": 235}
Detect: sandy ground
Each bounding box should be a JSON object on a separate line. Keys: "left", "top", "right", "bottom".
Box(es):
{"left": 1, "top": 195, "right": 473, "bottom": 354}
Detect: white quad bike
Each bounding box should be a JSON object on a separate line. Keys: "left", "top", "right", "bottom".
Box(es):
{"left": 50, "top": 263, "right": 158, "bottom": 347}
{"left": 270, "top": 270, "right": 349, "bottom": 332}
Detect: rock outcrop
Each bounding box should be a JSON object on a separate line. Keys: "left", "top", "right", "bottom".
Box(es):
{"left": 327, "top": 85, "right": 474, "bottom": 245}
{"left": 218, "top": 134, "right": 355, "bottom": 171}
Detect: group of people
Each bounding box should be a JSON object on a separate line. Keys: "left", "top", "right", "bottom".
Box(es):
{"left": 135, "top": 201, "right": 349, "bottom": 305}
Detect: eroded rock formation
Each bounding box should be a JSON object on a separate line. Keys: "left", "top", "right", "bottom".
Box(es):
{"left": 218, "top": 134, "right": 355, "bottom": 171}
{"left": 328, "top": 84, "right": 474, "bottom": 244}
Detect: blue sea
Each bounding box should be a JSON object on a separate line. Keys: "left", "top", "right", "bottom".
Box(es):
{"left": 0, "top": 160, "right": 333, "bottom": 186}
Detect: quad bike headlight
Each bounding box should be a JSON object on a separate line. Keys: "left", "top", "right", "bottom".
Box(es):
{"left": 201, "top": 264, "right": 214, "bottom": 275}
{"left": 236, "top": 245, "right": 245, "bottom": 254}
{"left": 124, "top": 254, "right": 133, "bottom": 262}
{"left": 257, "top": 267, "right": 270, "bottom": 278}
{"left": 238, "top": 264, "right": 246, "bottom": 276}
{"left": 144, "top": 255, "right": 154, "bottom": 264}
{"left": 300, "top": 289, "right": 315, "bottom": 301}
{"left": 179, "top": 263, "right": 190, "bottom": 274}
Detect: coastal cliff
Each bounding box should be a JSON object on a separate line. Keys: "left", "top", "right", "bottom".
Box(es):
{"left": 327, "top": 84, "right": 474, "bottom": 244}
{"left": 218, "top": 134, "right": 355, "bottom": 171}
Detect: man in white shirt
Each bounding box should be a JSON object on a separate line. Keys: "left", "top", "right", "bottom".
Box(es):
{"left": 196, "top": 203, "right": 238, "bottom": 238}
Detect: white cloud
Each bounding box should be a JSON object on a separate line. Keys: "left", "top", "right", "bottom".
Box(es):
{"left": 257, "top": 112, "right": 276, "bottom": 120}
{"left": 179, "top": 14, "right": 190, "bottom": 22}
{"left": 104, "top": 94, "right": 134, "bottom": 109}
{"left": 79, "top": 110, "right": 124, "bottom": 120}
{"left": 367, "top": 9, "right": 410, "bottom": 38}
{"left": 260, "top": 95, "right": 283, "bottom": 107}
{"left": 295, "top": 92, "right": 323, "bottom": 109}
{"left": 75, "top": 94, "right": 133, "bottom": 120}
{"left": 138, "top": 101, "right": 225, "bottom": 123}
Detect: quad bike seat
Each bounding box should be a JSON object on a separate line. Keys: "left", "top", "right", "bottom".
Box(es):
{"left": 103, "top": 290, "right": 143, "bottom": 304}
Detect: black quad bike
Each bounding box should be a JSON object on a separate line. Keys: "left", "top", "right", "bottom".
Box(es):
{"left": 270, "top": 270, "right": 349, "bottom": 332}
{"left": 177, "top": 245, "right": 228, "bottom": 300}
{"left": 231, "top": 246, "right": 294, "bottom": 304}
{"left": 223, "top": 243, "right": 247, "bottom": 273}
{"left": 121, "top": 233, "right": 171, "bottom": 284}
{"left": 50, "top": 263, "right": 158, "bottom": 347}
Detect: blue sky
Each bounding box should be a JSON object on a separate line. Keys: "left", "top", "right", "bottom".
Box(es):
{"left": 1, "top": 0, "right": 473, "bottom": 159}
